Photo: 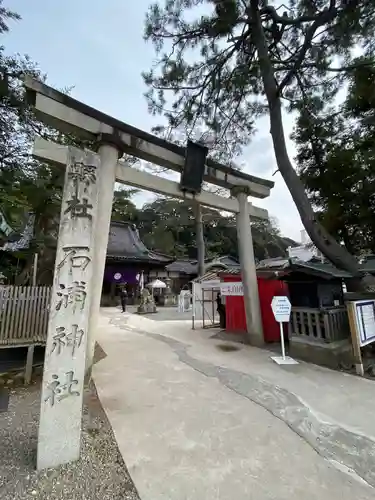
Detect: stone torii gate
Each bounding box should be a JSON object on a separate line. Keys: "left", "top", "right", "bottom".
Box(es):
{"left": 24, "top": 77, "right": 274, "bottom": 469}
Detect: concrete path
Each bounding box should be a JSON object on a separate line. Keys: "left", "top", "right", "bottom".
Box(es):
{"left": 94, "top": 308, "right": 375, "bottom": 500}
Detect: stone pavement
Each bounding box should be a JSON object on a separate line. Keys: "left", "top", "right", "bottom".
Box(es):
{"left": 93, "top": 308, "right": 375, "bottom": 500}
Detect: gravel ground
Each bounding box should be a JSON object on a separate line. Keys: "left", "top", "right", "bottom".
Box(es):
{"left": 0, "top": 346, "right": 140, "bottom": 500}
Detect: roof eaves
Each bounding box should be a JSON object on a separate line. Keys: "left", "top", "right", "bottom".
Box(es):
{"left": 192, "top": 270, "right": 220, "bottom": 283}
{"left": 218, "top": 267, "right": 241, "bottom": 276}
{"left": 291, "top": 261, "right": 352, "bottom": 279}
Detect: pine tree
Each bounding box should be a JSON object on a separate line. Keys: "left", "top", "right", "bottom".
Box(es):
{"left": 143, "top": 0, "right": 375, "bottom": 287}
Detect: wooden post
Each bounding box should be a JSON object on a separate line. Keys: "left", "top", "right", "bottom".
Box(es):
{"left": 24, "top": 345, "right": 35, "bottom": 385}
{"left": 346, "top": 301, "right": 364, "bottom": 376}
{"left": 32, "top": 253, "right": 38, "bottom": 286}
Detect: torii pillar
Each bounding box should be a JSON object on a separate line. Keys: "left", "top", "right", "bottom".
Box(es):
{"left": 231, "top": 186, "right": 264, "bottom": 345}
{"left": 86, "top": 134, "right": 121, "bottom": 370}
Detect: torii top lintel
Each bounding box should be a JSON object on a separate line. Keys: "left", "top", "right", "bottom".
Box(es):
{"left": 24, "top": 76, "right": 274, "bottom": 198}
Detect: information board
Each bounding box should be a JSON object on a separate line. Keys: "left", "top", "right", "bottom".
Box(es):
{"left": 270, "top": 295, "right": 297, "bottom": 365}
{"left": 354, "top": 300, "right": 375, "bottom": 347}
{"left": 271, "top": 296, "right": 291, "bottom": 323}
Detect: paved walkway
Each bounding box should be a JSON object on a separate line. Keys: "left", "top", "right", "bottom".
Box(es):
{"left": 94, "top": 308, "right": 375, "bottom": 500}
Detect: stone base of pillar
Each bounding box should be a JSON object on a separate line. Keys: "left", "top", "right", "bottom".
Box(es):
{"left": 159, "top": 293, "right": 176, "bottom": 307}
{"left": 247, "top": 332, "right": 266, "bottom": 348}
{"left": 137, "top": 303, "right": 157, "bottom": 314}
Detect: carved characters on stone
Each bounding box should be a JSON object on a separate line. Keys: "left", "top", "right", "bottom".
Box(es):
{"left": 65, "top": 193, "right": 93, "bottom": 220}
{"left": 56, "top": 281, "right": 87, "bottom": 312}
{"left": 52, "top": 324, "right": 84, "bottom": 356}
{"left": 64, "top": 162, "right": 97, "bottom": 220}
{"left": 57, "top": 246, "right": 91, "bottom": 275}
{"left": 44, "top": 371, "right": 80, "bottom": 407}
{"left": 68, "top": 162, "right": 96, "bottom": 193}
{"left": 38, "top": 152, "right": 98, "bottom": 470}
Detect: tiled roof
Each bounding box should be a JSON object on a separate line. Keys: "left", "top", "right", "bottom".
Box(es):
{"left": 168, "top": 253, "right": 375, "bottom": 280}
{"left": 218, "top": 268, "right": 241, "bottom": 276}
{"left": 166, "top": 255, "right": 241, "bottom": 275}
{"left": 219, "top": 257, "right": 352, "bottom": 280}
{"left": 165, "top": 260, "right": 198, "bottom": 274}
{"left": 213, "top": 256, "right": 240, "bottom": 267}
{"left": 257, "top": 257, "right": 290, "bottom": 269}
{"left": 107, "top": 222, "right": 172, "bottom": 263}
{"left": 293, "top": 259, "right": 352, "bottom": 279}
{"left": 192, "top": 270, "right": 221, "bottom": 283}
{"left": 256, "top": 256, "right": 352, "bottom": 279}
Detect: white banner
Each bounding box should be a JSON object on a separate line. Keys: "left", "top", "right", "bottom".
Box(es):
{"left": 220, "top": 282, "right": 243, "bottom": 296}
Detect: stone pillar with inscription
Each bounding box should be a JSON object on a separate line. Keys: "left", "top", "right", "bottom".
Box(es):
{"left": 37, "top": 148, "right": 99, "bottom": 470}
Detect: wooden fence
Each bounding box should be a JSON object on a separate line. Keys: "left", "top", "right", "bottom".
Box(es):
{"left": 288, "top": 306, "right": 350, "bottom": 343}
{"left": 0, "top": 286, "right": 51, "bottom": 346}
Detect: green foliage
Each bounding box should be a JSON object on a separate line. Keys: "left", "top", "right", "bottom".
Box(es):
{"left": 135, "top": 197, "right": 294, "bottom": 261}
{"left": 0, "top": 20, "right": 59, "bottom": 271}
{"left": 0, "top": 4, "right": 138, "bottom": 282}
{"left": 143, "top": 0, "right": 375, "bottom": 155}
{"left": 0, "top": 0, "right": 20, "bottom": 33}
{"left": 142, "top": 0, "right": 375, "bottom": 276}
{"left": 111, "top": 187, "right": 139, "bottom": 222}
{"left": 293, "top": 57, "right": 375, "bottom": 254}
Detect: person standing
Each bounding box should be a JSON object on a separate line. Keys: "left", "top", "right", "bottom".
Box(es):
{"left": 216, "top": 292, "right": 226, "bottom": 329}
{"left": 120, "top": 286, "right": 128, "bottom": 313}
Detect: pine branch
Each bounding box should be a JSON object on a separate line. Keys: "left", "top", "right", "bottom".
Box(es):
{"left": 277, "top": 3, "right": 339, "bottom": 93}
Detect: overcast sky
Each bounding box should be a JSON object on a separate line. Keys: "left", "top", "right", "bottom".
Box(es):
{"left": 4, "top": 0, "right": 303, "bottom": 242}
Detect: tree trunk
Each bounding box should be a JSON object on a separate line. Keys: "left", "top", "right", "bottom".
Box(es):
{"left": 251, "top": 2, "right": 373, "bottom": 289}
{"left": 267, "top": 99, "right": 361, "bottom": 276}
{"left": 194, "top": 200, "right": 205, "bottom": 277}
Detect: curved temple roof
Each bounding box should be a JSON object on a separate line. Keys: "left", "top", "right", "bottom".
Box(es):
{"left": 107, "top": 221, "right": 172, "bottom": 264}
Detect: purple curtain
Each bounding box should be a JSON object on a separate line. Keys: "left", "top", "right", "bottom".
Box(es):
{"left": 104, "top": 266, "right": 140, "bottom": 284}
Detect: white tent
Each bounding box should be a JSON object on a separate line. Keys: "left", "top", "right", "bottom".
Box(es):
{"left": 148, "top": 279, "right": 167, "bottom": 289}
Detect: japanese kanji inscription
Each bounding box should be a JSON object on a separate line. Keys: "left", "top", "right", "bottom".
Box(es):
{"left": 56, "top": 281, "right": 87, "bottom": 312}
{"left": 52, "top": 325, "right": 84, "bottom": 356}
{"left": 64, "top": 162, "right": 97, "bottom": 219}
{"left": 44, "top": 371, "right": 80, "bottom": 407}
{"left": 57, "top": 246, "right": 91, "bottom": 274}
{"left": 38, "top": 149, "right": 99, "bottom": 470}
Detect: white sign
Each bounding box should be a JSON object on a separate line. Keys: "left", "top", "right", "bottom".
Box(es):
{"left": 354, "top": 300, "right": 375, "bottom": 347}
{"left": 270, "top": 295, "right": 297, "bottom": 366}
{"left": 220, "top": 282, "right": 243, "bottom": 296}
{"left": 271, "top": 296, "right": 291, "bottom": 323}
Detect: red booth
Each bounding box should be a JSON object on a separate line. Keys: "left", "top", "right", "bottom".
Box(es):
{"left": 221, "top": 273, "right": 289, "bottom": 343}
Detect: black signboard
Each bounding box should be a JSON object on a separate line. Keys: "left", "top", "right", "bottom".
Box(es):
{"left": 179, "top": 140, "right": 208, "bottom": 194}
